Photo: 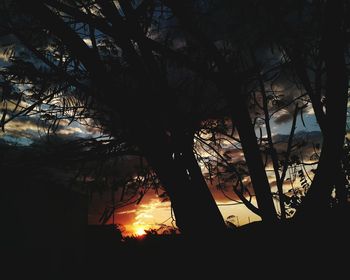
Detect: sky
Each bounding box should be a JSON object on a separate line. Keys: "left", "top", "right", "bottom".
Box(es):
{"left": 2, "top": 94, "right": 349, "bottom": 236}
{"left": 86, "top": 105, "right": 328, "bottom": 236}
{"left": 1, "top": 13, "right": 350, "bottom": 237}
{"left": 1, "top": 82, "right": 350, "bottom": 236}
{"left": 88, "top": 181, "right": 262, "bottom": 236}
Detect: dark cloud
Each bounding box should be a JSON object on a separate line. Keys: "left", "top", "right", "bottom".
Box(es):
{"left": 274, "top": 109, "right": 296, "bottom": 125}
{"left": 273, "top": 130, "right": 322, "bottom": 162}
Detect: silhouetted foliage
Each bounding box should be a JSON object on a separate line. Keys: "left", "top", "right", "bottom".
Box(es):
{"left": 0, "top": 0, "right": 349, "bottom": 249}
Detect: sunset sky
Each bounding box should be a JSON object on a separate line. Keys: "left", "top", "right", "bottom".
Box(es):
{"left": 1, "top": 46, "right": 350, "bottom": 236}
{"left": 1, "top": 2, "right": 350, "bottom": 277}
{"left": 0, "top": 100, "right": 332, "bottom": 236}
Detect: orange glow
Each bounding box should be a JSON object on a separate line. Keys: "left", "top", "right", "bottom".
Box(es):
{"left": 135, "top": 227, "right": 146, "bottom": 236}
{"left": 113, "top": 190, "right": 262, "bottom": 237}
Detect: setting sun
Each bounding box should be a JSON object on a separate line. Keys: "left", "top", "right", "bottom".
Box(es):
{"left": 135, "top": 227, "right": 146, "bottom": 236}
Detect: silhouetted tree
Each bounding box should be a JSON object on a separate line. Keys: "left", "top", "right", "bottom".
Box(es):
{"left": 0, "top": 0, "right": 227, "bottom": 235}
{"left": 296, "top": 0, "right": 348, "bottom": 218}
{"left": 259, "top": 0, "right": 349, "bottom": 218}
{"left": 1, "top": 0, "right": 349, "bottom": 235}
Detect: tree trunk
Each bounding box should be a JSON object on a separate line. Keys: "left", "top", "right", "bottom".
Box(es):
{"left": 143, "top": 132, "right": 227, "bottom": 235}
{"left": 297, "top": 0, "right": 348, "bottom": 219}
{"left": 231, "top": 97, "right": 277, "bottom": 222}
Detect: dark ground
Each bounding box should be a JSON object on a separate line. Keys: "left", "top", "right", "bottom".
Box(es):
{"left": 2, "top": 215, "right": 349, "bottom": 279}
{"left": 1, "top": 162, "right": 349, "bottom": 278}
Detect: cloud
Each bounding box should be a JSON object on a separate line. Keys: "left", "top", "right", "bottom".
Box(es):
{"left": 0, "top": 51, "right": 11, "bottom": 63}
{"left": 116, "top": 209, "right": 137, "bottom": 215}
{"left": 0, "top": 113, "right": 102, "bottom": 146}
{"left": 257, "top": 130, "right": 321, "bottom": 169}
{"left": 1, "top": 118, "right": 42, "bottom": 139}
{"left": 75, "top": 118, "right": 103, "bottom": 135}
{"left": 274, "top": 108, "right": 295, "bottom": 124}
{"left": 119, "top": 196, "right": 172, "bottom": 235}
{"left": 83, "top": 38, "right": 93, "bottom": 47}
{"left": 0, "top": 35, "right": 18, "bottom": 64}
{"left": 56, "top": 125, "right": 84, "bottom": 136}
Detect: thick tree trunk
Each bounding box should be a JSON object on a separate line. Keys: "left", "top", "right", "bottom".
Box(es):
{"left": 297, "top": 0, "right": 348, "bottom": 219}
{"left": 285, "top": 38, "right": 349, "bottom": 212}
{"left": 231, "top": 98, "right": 277, "bottom": 222}
{"left": 276, "top": 0, "right": 349, "bottom": 215}
{"left": 143, "top": 133, "right": 227, "bottom": 235}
